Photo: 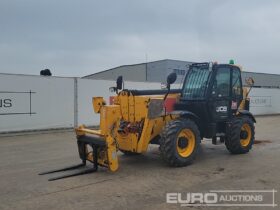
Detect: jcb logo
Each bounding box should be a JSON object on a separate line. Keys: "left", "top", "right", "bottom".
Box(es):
{"left": 216, "top": 106, "right": 227, "bottom": 113}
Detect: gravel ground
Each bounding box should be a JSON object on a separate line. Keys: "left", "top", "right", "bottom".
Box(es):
{"left": 0, "top": 115, "right": 279, "bottom": 210}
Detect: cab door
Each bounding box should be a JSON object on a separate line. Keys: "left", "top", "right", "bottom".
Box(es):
{"left": 231, "top": 67, "right": 243, "bottom": 112}
{"left": 209, "top": 66, "right": 231, "bottom": 122}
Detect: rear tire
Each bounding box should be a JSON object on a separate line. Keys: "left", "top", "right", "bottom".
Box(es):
{"left": 225, "top": 116, "right": 255, "bottom": 154}
{"left": 160, "top": 119, "right": 200, "bottom": 167}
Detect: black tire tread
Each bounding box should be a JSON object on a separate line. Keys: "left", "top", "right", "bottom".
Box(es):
{"left": 160, "top": 119, "right": 200, "bottom": 167}
{"left": 225, "top": 116, "right": 255, "bottom": 154}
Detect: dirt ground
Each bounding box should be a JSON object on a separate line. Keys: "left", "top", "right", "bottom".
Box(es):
{"left": 0, "top": 115, "right": 279, "bottom": 210}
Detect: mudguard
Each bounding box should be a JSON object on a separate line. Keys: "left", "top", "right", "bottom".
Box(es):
{"left": 238, "top": 110, "right": 256, "bottom": 123}
{"left": 170, "top": 110, "right": 200, "bottom": 124}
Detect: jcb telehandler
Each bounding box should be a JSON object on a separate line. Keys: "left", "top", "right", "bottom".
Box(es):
{"left": 40, "top": 62, "right": 255, "bottom": 181}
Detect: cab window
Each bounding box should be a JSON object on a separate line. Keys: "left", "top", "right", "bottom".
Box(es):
{"left": 212, "top": 67, "right": 230, "bottom": 97}
{"left": 232, "top": 68, "right": 242, "bottom": 98}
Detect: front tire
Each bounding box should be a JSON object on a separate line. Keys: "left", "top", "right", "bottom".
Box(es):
{"left": 225, "top": 116, "right": 255, "bottom": 154}
{"left": 160, "top": 119, "right": 200, "bottom": 167}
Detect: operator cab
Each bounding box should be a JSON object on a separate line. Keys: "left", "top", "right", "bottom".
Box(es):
{"left": 174, "top": 62, "right": 243, "bottom": 138}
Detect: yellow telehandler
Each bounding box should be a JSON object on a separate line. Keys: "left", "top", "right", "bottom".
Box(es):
{"left": 40, "top": 62, "right": 255, "bottom": 181}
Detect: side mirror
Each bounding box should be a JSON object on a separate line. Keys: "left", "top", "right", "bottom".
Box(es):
{"left": 163, "top": 72, "right": 177, "bottom": 101}
{"left": 116, "top": 76, "right": 123, "bottom": 90}
{"left": 245, "top": 77, "right": 254, "bottom": 86}
{"left": 167, "top": 72, "right": 177, "bottom": 86}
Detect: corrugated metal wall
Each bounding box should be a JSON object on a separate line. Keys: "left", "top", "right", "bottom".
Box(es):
{"left": 85, "top": 60, "right": 280, "bottom": 88}
{"left": 85, "top": 63, "right": 147, "bottom": 82}
{"left": 242, "top": 71, "right": 280, "bottom": 88}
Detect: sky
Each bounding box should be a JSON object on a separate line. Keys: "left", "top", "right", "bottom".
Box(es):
{"left": 0, "top": 0, "right": 279, "bottom": 77}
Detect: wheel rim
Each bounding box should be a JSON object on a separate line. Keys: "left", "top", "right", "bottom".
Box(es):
{"left": 176, "top": 129, "right": 195, "bottom": 157}
{"left": 240, "top": 123, "right": 252, "bottom": 147}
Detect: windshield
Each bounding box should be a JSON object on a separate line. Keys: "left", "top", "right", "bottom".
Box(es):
{"left": 182, "top": 64, "right": 211, "bottom": 99}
